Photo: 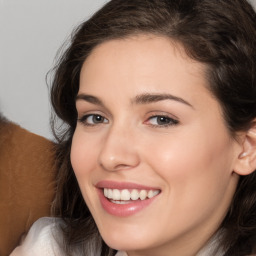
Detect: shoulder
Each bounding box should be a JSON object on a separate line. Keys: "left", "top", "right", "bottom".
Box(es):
{"left": 10, "top": 217, "right": 65, "bottom": 256}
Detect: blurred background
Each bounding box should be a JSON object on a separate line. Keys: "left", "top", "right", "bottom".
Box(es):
{"left": 0, "top": 0, "right": 255, "bottom": 140}
{"left": 0, "top": 0, "right": 108, "bottom": 139}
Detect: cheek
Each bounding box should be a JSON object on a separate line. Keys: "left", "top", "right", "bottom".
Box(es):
{"left": 70, "top": 129, "right": 99, "bottom": 177}
{"left": 144, "top": 127, "right": 235, "bottom": 202}
{"left": 148, "top": 121, "right": 234, "bottom": 174}
{"left": 70, "top": 129, "right": 101, "bottom": 210}
{"left": 142, "top": 133, "right": 236, "bottom": 236}
{"left": 70, "top": 129, "right": 103, "bottom": 215}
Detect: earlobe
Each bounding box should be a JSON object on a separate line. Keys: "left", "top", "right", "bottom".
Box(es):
{"left": 234, "top": 124, "right": 256, "bottom": 176}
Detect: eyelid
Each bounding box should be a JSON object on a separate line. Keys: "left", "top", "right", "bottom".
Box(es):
{"left": 145, "top": 111, "right": 179, "bottom": 121}
{"left": 78, "top": 113, "right": 109, "bottom": 126}
{"left": 144, "top": 112, "right": 179, "bottom": 127}
{"left": 77, "top": 108, "right": 107, "bottom": 119}
{"left": 76, "top": 101, "right": 112, "bottom": 120}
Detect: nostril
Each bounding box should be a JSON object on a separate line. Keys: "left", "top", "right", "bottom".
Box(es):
{"left": 98, "top": 138, "right": 140, "bottom": 171}
{"left": 115, "top": 164, "right": 134, "bottom": 171}
{"left": 99, "top": 162, "right": 133, "bottom": 172}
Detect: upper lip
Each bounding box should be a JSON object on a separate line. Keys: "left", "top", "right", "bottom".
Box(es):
{"left": 96, "top": 180, "right": 160, "bottom": 191}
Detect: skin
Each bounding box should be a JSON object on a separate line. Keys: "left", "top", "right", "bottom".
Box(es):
{"left": 71, "top": 35, "right": 243, "bottom": 256}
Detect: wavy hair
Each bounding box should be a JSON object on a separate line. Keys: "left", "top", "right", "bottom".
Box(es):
{"left": 50, "top": 0, "right": 256, "bottom": 255}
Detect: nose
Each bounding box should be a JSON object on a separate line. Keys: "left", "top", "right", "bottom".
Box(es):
{"left": 98, "top": 125, "right": 140, "bottom": 172}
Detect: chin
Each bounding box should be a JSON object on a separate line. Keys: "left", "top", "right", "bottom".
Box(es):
{"left": 100, "top": 228, "right": 155, "bottom": 252}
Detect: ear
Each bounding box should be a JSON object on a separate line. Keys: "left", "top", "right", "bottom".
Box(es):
{"left": 234, "top": 122, "right": 256, "bottom": 176}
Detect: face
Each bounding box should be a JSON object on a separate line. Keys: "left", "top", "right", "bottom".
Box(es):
{"left": 71, "top": 35, "right": 240, "bottom": 256}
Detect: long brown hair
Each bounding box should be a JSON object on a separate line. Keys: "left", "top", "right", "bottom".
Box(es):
{"left": 50, "top": 0, "right": 256, "bottom": 255}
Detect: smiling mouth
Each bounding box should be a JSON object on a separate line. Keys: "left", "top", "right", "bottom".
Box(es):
{"left": 103, "top": 188, "right": 160, "bottom": 204}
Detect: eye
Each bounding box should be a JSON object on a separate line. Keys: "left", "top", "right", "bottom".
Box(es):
{"left": 78, "top": 114, "right": 108, "bottom": 126}
{"left": 146, "top": 115, "right": 179, "bottom": 127}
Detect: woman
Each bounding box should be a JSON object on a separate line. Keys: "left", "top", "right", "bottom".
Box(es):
{"left": 11, "top": 0, "right": 256, "bottom": 255}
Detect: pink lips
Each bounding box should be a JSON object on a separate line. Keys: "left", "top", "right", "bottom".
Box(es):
{"left": 96, "top": 181, "right": 160, "bottom": 217}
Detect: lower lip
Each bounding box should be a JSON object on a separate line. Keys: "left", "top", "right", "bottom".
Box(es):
{"left": 97, "top": 189, "right": 159, "bottom": 217}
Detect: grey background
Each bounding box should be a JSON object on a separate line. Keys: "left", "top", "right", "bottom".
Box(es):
{"left": 0, "top": 0, "right": 255, "bottom": 140}
{"left": 0, "top": 0, "right": 108, "bottom": 139}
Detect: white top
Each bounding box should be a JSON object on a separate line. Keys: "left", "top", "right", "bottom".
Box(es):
{"left": 10, "top": 218, "right": 65, "bottom": 256}
{"left": 10, "top": 217, "right": 224, "bottom": 256}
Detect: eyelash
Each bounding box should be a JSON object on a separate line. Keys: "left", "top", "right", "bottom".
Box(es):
{"left": 78, "top": 114, "right": 108, "bottom": 126}
{"left": 78, "top": 114, "right": 179, "bottom": 128}
{"left": 145, "top": 115, "right": 179, "bottom": 128}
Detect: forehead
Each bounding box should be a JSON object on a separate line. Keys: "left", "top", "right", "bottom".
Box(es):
{"left": 79, "top": 35, "right": 211, "bottom": 100}
{"left": 83, "top": 34, "right": 203, "bottom": 69}
{"left": 81, "top": 35, "right": 207, "bottom": 84}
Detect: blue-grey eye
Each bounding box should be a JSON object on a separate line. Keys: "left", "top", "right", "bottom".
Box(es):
{"left": 91, "top": 115, "right": 105, "bottom": 123}
{"left": 80, "top": 114, "right": 108, "bottom": 125}
{"left": 148, "top": 116, "right": 178, "bottom": 126}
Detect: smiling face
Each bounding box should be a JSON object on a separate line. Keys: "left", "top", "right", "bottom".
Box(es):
{"left": 70, "top": 35, "right": 241, "bottom": 256}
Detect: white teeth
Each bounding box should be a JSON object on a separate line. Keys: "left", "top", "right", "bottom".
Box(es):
{"left": 131, "top": 189, "right": 139, "bottom": 200}
{"left": 139, "top": 190, "right": 147, "bottom": 200}
{"left": 153, "top": 190, "right": 159, "bottom": 196}
{"left": 107, "top": 189, "right": 113, "bottom": 199}
{"left": 121, "top": 189, "right": 130, "bottom": 200}
{"left": 103, "top": 188, "right": 160, "bottom": 201}
{"left": 111, "top": 200, "right": 130, "bottom": 204}
{"left": 112, "top": 189, "right": 120, "bottom": 200}
{"left": 148, "top": 190, "right": 154, "bottom": 198}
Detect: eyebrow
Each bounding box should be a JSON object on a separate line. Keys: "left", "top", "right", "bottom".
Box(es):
{"left": 132, "top": 93, "right": 194, "bottom": 108}
{"left": 76, "top": 92, "right": 194, "bottom": 109}
{"left": 76, "top": 94, "right": 105, "bottom": 107}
